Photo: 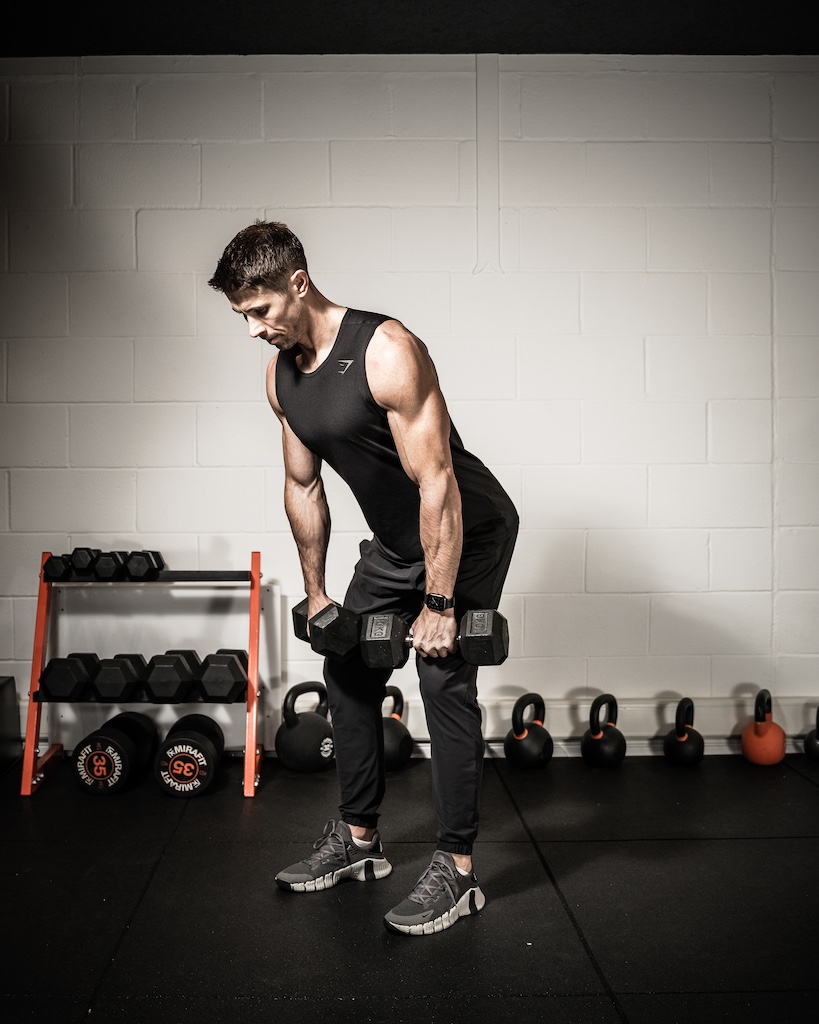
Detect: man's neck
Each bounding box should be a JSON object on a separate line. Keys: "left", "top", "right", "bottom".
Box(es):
{"left": 297, "top": 291, "right": 347, "bottom": 371}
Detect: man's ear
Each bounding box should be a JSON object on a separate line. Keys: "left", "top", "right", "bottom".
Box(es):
{"left": 291, "top": 269, "right": 310, "bottom": 296}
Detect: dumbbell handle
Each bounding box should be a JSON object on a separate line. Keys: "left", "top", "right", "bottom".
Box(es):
{"left": 398, "top": 631, "right": 463, "bottom": 647}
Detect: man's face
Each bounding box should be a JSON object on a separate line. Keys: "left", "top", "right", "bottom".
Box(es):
{"left": 229, "top": 279, "right": 305, "bottom": 350}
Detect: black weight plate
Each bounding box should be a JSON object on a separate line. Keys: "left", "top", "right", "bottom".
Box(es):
{"left": 168, "top": 714, "right": 225, "bottom": 753}
{"left": 154, "top": 729, "right": 220, "bottom": 798}
{"left": 105, "top": 712, "right": 159, "bottom": 770}
{"left": 73, "top": 726, "right": 137, "bottom": 794}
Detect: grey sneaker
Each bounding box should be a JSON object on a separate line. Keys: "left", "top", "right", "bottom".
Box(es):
{"left": 275, "top": 820, "right": 392, "bottom": 893}
{"left": 383, "top": 851, "right": 485, "bottom": 935}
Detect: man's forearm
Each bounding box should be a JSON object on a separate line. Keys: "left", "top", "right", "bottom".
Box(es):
{"left": 285, "top": 476, "right": 331, "bottom": 602}
{"left": 419, "top": 472, "right": 463, "bottom": 597}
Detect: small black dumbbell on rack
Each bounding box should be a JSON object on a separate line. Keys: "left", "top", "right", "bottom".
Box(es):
{"left": 154, "top": 714, "right": 225, "bottom": 797}
{"left": 143, "top": 650, "right": 200, "bottom": 703}
{"left": 360, "top": 609, "right": 509, "bottom": 669}
{"left": 73, "top": 712, "right": 159, "bottom": 794}
{"left": 199, "top": 649, "right": 248, "bottom": 702}
{"left": 94, "top": 551, "right": 129, "bottom": 581}
{"left": 43, "top": 554, "right": 74, "bottom": 583}
{"left": 90, "top": 653, "right": 149, "bottom": 702}
{"left": 70, "top": 547, "right": 101, "bottom": 578}
{"left": 39, "top": 652, "right": 101, "bottom": 701}
{"left": 125, "top": 550, "right": 166, "bottom": 581}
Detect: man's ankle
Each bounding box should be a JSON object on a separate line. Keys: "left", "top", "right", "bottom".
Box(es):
{"left": 348, "top": 824, "right": 376, "bottom": 843}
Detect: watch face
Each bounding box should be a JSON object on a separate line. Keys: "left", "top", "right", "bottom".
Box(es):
{"left": 426, "top": 594, "right": 448, "bottom": 612}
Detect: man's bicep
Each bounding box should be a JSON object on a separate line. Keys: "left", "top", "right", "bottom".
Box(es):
{"left": 281, "top": 420, "right": 322, "bottom": 488}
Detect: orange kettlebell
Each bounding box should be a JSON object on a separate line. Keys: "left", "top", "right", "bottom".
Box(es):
{"left": 741, "top": 689, "right": 786, "bottom": 766}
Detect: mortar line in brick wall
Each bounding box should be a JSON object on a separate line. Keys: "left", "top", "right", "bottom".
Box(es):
{"left": 769, "top": 116, "right": 779, "bottom": 670}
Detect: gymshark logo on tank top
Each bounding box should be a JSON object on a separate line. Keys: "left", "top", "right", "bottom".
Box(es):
{"left": 338, "top": 360, "right": 354, "bottom": 374}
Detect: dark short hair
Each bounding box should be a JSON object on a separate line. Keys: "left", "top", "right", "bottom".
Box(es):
{"left": 208, "top": 221, "right": 308, "bottom": 295}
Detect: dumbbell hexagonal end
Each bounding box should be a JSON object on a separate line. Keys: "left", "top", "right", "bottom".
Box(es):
{"left": 70, "top": 547, "right": 101, "bottom": 576}
{"left": 125, "top": 550, "right": 165, "bottom": 580}
{"left": 144, "top": 654, "right": 196, "bottom": 703}
{"left": 292, "top": 598, "right": 310, "bottom": 643}
{"left": 309, "top": 603, "right": 360, "bottom": 662}
{"left": 460, "top": 609, "right": 509, "bottom": 666}
{"left": 95, "top": 551, "right": 127, "bottom": 581}
{"left": 361, "top": 613, "right": 410, "bottom": 669}
{"left": 43, "top": 554, "right": 73, "bottom": 582}
{"left": 200, "top": 653, "right": 247, "bottom": 702}
{"left": 39, "top": 652, "right": 100, "bottom": 701}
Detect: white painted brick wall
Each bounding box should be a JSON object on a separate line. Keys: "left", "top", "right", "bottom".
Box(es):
{"left": 69, "top": 405, "right": 197, "bottom": 467}
{"left": 647, "top": 337, "right": 771, "bottom": 399}
{"left": 582, "top": 401, "right": 706, "bottom": 464}
{"left": 11, "top": 210, "right": 135, "bottom": 272}
{"left": 8, "top": 339, "right": 134, "bottom": 402}
{"left": 708, "top": 401, "right": 772, "bottom": 463}
{"left": 1, "top": 54, "right": 818, "bottom": 747}
{"left": 586, "top": 530, "right": 709, "bottom": 593}
{"left": 649, "top": 466, "right": 772, "bottom": 527}
{"left": 136, "top": 77, "right": 263, "bottom": 141}
{"left": 709, "top": 274, "right": 771, "bottom": 335}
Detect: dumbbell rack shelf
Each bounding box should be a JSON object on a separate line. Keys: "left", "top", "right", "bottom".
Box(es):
{"left": 21, "top": 551, "right": 263, "bottom": 798}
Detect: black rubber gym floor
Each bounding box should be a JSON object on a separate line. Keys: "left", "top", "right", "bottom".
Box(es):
{"left": 2, "top": 752, "right": 818, "bottom": 1023}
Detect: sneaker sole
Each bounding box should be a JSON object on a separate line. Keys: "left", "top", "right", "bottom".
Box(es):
{"left": 383, "top": 885, "right": 486, "bottom": 935}
{"left": 276, "top": 856, "right": 393, "bottom": 893}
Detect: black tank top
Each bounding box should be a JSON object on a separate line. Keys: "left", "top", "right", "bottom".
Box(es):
{"left": 275, "top": 308, "right": 516, "bottom": 563}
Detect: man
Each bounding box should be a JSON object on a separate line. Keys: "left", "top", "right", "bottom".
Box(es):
{"left": 209, "top": 221, "right": 518, "bottom": 935}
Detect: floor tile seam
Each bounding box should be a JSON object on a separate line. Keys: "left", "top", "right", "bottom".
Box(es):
{"left": 487, "top": 760, "right": 632, "bottom": 1024}
{"left": 784, "top": 761, "right": 819, "bottom": 789}
{"left": 615, "top": 986, "right": 819, "bottom": 997}
{"left": 85, "top": 800, "right": 192, "bottom": 1006}
{"left": 531, "top": 834, "right": 819, "bottom": 844}
{"left": 80, "top": 992, "right": 617, "bottom": 1005}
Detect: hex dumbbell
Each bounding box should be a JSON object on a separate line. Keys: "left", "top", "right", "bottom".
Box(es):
{"left": 43, "top": 554, "right": 73, "bottom": 583}
{"left": 70, "top": 547, "right": 101, "bottom": 577}
{"left": 39, "top": 652, "right": 101, "bottom": 701}
{"left": 94, "top": 551, "right": 129, "bottom": 581}
{"left": 360, "top": 609, "right": 509, "bottom": 668}
{"left": 90, "top": 653, "right": 149, "bottom": 702}
{"left": 125, "top": 550, "right": 165, "bottom": 580}
{"left": 144, "top": 651, "right": 199, "bottom": 702}
{"left": 199, "top": 649, "right": 248, "bottom": 702}
{"left": 292, "top": 599, "right": 362, "bottom": 662}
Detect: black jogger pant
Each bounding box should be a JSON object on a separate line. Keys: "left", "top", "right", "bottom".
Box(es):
{"left": 323, "top": 516, "right": 518, "bottom": 856}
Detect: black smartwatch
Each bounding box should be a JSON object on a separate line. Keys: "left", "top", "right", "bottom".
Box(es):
{"left": 425, "top": 593, "right": 454, "bottom": 613}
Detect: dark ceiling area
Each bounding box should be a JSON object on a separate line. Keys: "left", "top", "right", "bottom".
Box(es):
{"left": 4, "top": 0, "right": 814, "bottom": 57}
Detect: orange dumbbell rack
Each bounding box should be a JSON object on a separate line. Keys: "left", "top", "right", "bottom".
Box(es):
{"left": 21, "top": 551, "right": 264, "bottom": 798}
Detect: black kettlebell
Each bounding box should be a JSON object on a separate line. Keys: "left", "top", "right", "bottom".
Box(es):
{"left": 275, "top": 681, "right": 335, "bottom": 773}
{"left": 382, "top": 685, "right": 413, "bottom": 772}
{"left": 581, "top": 693, "right": 626, "bottom": 768}
{"left": 504, "top": 692, "right": 553, "bottom": 768}
{"left": 663, "top": 697, "right": 705, "bottom": 766}
{"left": 804, "top": 707, "right": 819, "bottom": 761}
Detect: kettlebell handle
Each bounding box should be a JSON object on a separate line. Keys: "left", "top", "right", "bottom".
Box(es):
{"left": 589, "top": 693, "right": 618, "bottom": 738}
{"left": 674, "top": 697, "right": 695, "bottom": 739}
{"left": 283, "top": 681, "right": 330, "bottom": 727}
{"left": 511, "top": 693, "right": 546, "bottom": 739}
{"left": 754, "top": 689, "right": 772, "bottom": 723}
{"left": 384, "top": 684, "right": 405, "bottom": 721}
